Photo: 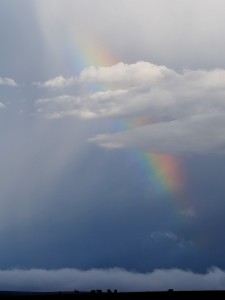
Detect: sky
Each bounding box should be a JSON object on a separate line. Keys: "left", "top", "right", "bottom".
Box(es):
{"left": 1, "top": 0, "right": 225, "bottom": 292}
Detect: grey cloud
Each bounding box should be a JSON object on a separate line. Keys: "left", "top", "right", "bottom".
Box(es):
{"left": 33, "top": 0, "right": 225, "bottom": 71}
{"left": 89, "top": 112, "right": 225, "bottom": 154}
{"left": 0, "top": 267, "right": 225, "bottom": 292}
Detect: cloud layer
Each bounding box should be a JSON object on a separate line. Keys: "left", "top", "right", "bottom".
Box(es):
{"left": 35, "top": 61, "right": 225, "bottom": 154}
{"left": 0, "top": 267, "right": 225, "bottom": 292}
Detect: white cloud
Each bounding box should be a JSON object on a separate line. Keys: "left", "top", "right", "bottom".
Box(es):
{"left": 79, "top": 61, "right": 173, "bottom": 88}
{"left": 36, "top": 89, "right": 129, "bottom": 119}
{"left": 36, "top": 95, "right": 85, "bottom": 119}
{"left": 0, "top": 267, "right": 225, "bottom": 292}
{"left": 0, "top": 77, "right": 17, "bottom": 87}
{"left": 34, "top": 61, "right": 172, "bottom": 89}
{"left": 0, "top": 102, "right": 6, "bottom": 108}
{"left": 34, "top": 75, "right": 77, "bottom": 88}
{"left": 36, "top": 62, "right": 225, "bottom": 121}
{"left": 36, "top": 61, "right": 225, "bottom": 154}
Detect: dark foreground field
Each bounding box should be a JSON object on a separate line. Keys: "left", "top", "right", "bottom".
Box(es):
{"left": 1, "top": 290, "right": 225, "bottom": 299}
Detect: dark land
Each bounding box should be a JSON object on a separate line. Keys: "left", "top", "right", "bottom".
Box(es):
{"left": 1, "top": 290, "right": 225, "bottom": 299}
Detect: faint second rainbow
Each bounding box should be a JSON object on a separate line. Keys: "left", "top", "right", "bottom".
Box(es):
{"left": 66, "top": 28, "right": 117, "bottom": 74}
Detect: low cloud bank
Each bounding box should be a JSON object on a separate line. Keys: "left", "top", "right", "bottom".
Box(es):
{"left": 0, "top": 267, "right": 225, "bottom": 292}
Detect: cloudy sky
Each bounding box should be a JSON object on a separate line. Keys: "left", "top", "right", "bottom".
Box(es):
{"left": 1, "top": 0, "right": 225, "bottom": 292}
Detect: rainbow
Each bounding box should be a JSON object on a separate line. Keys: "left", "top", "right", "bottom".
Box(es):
{"left": 101, "top": 116, "right": 186, "bottom": 196}
{"left": 66, "top": 28, "right": 117, "bottom": 74}
{"left": 104, "top": 117, "right": 186, "bottom": 202}
{"left": 144, "top": 152, "right": 184, "bottom": 195}
{"left": 67, "top": 29, "right": 187, "bottom": 208}
{"left": 132, "top": 149, "right": 188, "bottom": 216}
